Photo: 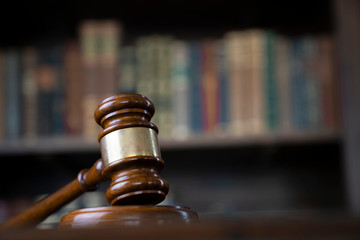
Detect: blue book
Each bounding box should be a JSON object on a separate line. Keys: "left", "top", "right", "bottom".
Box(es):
{"left": 217, "top": 40, "right": 229, "bottom": 133}
{"left": 302, "top": 37, "right": 321, "bottom": 130}
{"left": 37, "top": 46, "right": 65, "bottom": 136}
{"left": 50, "top": 46, "right": 65, "bottom": 135}
{"left": 189, "top": 42, "right": 203, "bottom": 134}
{"left": 290, "top": 38, "right": 308, "bottom": 130}
{"left": 4, "top": 50, "right": 22, "bottom": 140}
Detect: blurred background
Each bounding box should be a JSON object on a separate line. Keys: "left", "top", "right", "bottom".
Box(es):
{"left": 0, "top": 0, "right": 359, "bottom": 229}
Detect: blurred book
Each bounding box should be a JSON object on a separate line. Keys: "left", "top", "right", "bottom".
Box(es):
{"left": 3, "top": 50, "right": 22, "bottom": 140}
{"left": 170, "top": 40, "right": 191, "bottom": 139}
{"left": 80, "top": 20, "right": 121, "bottom": 139}
{"left": 22, "top": 47, "right": 38, "bottom": 139}
{"left": 64, "top": 41, "right": 83, "bottom": 135}
{"left": 35, "top": 46, "right": 64, "bottom": 136}
{"left": 118, "top": 46, "right": 137, "bottom": 93}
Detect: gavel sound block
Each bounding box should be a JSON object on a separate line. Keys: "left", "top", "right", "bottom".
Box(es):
{"left": 0, "top": 94, "right": 197, "bottom": 230}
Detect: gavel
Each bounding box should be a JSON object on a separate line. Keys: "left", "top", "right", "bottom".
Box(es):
{"left": 0, "top": 94, "right": 197, "bottom": 230}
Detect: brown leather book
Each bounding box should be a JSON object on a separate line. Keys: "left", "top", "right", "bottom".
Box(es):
{"left": 201, "top": 39, "right": 219, "bottom": 133}
{"left": 80, "top": 20, "right": 121, "bottom": 139}
{"left": 64, "top": 41, "right": 83, "bottom": 135}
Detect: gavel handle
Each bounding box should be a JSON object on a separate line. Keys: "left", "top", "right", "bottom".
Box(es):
{"left": 0, "top": 159, "right": 106, "bottom": 230}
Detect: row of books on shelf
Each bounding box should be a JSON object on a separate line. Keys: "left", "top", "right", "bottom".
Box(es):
{"left": 0, "top": 20, "right": 341, "bottom": 142}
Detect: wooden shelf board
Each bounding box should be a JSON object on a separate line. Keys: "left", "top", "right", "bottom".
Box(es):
{"left": 0, "top": 131, "right": 341, "bottom": 155}
{"left": 160, "top": 131, "right": 341, "bottom": 150}
{"left": 0, "top": 137, "right": 99, "bottom": 155}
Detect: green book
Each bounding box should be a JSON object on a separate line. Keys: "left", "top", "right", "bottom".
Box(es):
{"left": 4, "top": 50, "right": 22, "bottom": 139}
{"left": 118, "top": 46, "right": 137, "bottom": 93}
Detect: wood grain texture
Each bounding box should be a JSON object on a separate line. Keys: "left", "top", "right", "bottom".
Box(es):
{"left": 95, "top": 94, "right": 168, "bottom": 205}
{"left": 95, "top": 93, "right": 157, "bottom": 142}
{"left": 2, "top": 217, "right": 360, "bottom": 239}
{"left": 59, "top": 205, "right": 198, "bottom": 229}
{"left": 58, "top": 93, "right": 195, "bottom": 228}
{"left": 103, "top": 156, "right": 168, "bottom": 205}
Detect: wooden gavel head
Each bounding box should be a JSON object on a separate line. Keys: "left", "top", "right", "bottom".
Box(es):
{"left": 58, "top": 94, "right": 197, "bottom": 228}
{"left": 94, "top": 94, "right": 169, "bottom": 206}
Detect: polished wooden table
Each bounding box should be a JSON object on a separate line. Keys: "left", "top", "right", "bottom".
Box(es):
{"left": 1, "top": 216, "right": 360, "bottom": 240}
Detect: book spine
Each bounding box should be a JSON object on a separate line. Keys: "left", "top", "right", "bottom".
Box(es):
{"left": 276, "top": 36, "right": 291, "bottom": 133}
{"left": 170, "top": 40, "right": 191, "bottom": 138}
{"left": 147, "top": 36, "right": 160, "bottom": 126}
{"left": 216, "top": 40, "right": 230, "bottom": 134}
{"left": 189, "top": 42, "right": 204, "bottom": 134}
{"left": 80, "top": 20, "right": 101, "bottom": 138}
{"left": 329, "top": 38, "right": 341, "bottom": 129}
{"left": 135, "top": 37, "right": 156, "bottom": 115}
{"left": 239, "top": 30, "right": 253, "bottom": 134}
{"left": 156, "top": 36, "right": 173, "bottom": 138}
{"left": 264, "top": 30, "right": 278, "bottom": 132}
{"left": 303, "top": 37, "right": 322, "bottom": 130}
{"left": 249, "top": 29, "right": 266, "bottom": 134}
{"left": 290, "top": 39, "right": 307, "bottom": 130}
{"left": 318, "top": 36, "right": 339, "bottom": 130}
{"left": 225, "top": 31, "right": 244, "bottom": 135}
{"left": 50, "top": 46, "right": 65, "bottom": 135}
{"left": 36, "top": 82, "right": 53, "bottom": 136}
{"left": 36, "top": 48, "right": 57, "bottom": 136}
{"left": 21, "top": 47, "right": 38, "bottom": 138}
{"left": 98, "top": 20, "right": 121, "bottom": 100}
{"left": 118, "top": 46, "right": 137, "bottom": 93}
{"left": 64, "top": 41, "right": 83, "bottom": 135}
{"left": 4, "top": 50, "right": 22, "bottom": 140}
{"left": 201, "top": 40, "right": 219, "bottom": 133}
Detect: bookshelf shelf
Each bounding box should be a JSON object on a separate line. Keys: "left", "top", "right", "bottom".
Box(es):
{"left": 160, "top": 131, "right": 341, "bottom": 149}
{"left": 1, "top": 0, "right": 359, "bottom": 224}
{"left": 0, "top": 137, "right": 99, "bottom": 155}
{"left": 0, "top": 131, "right": 341, "bottom": 155}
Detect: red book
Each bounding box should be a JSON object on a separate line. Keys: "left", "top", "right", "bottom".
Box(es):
{"left": 200, "top": 40, "right": 220, "bottom": 133}
{"left": 318, "top": 36, "right": 340, "bottom": 130}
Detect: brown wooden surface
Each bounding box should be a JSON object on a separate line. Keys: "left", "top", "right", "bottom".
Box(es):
{"left": 2, "top": 217, "right": 360, "bottom": 240}
{"left": 0, "top": 159, "right": 105, "bottom": 230}
{"left": 59, "top": 205, "right": 198, "bottom": 229}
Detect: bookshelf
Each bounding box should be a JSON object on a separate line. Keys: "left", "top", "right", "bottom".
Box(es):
{"left": 0, "top": 0, "right": 358, "bottom": 226}
{"left": 0, "top": 131, "right": 340, "bottom": 155}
